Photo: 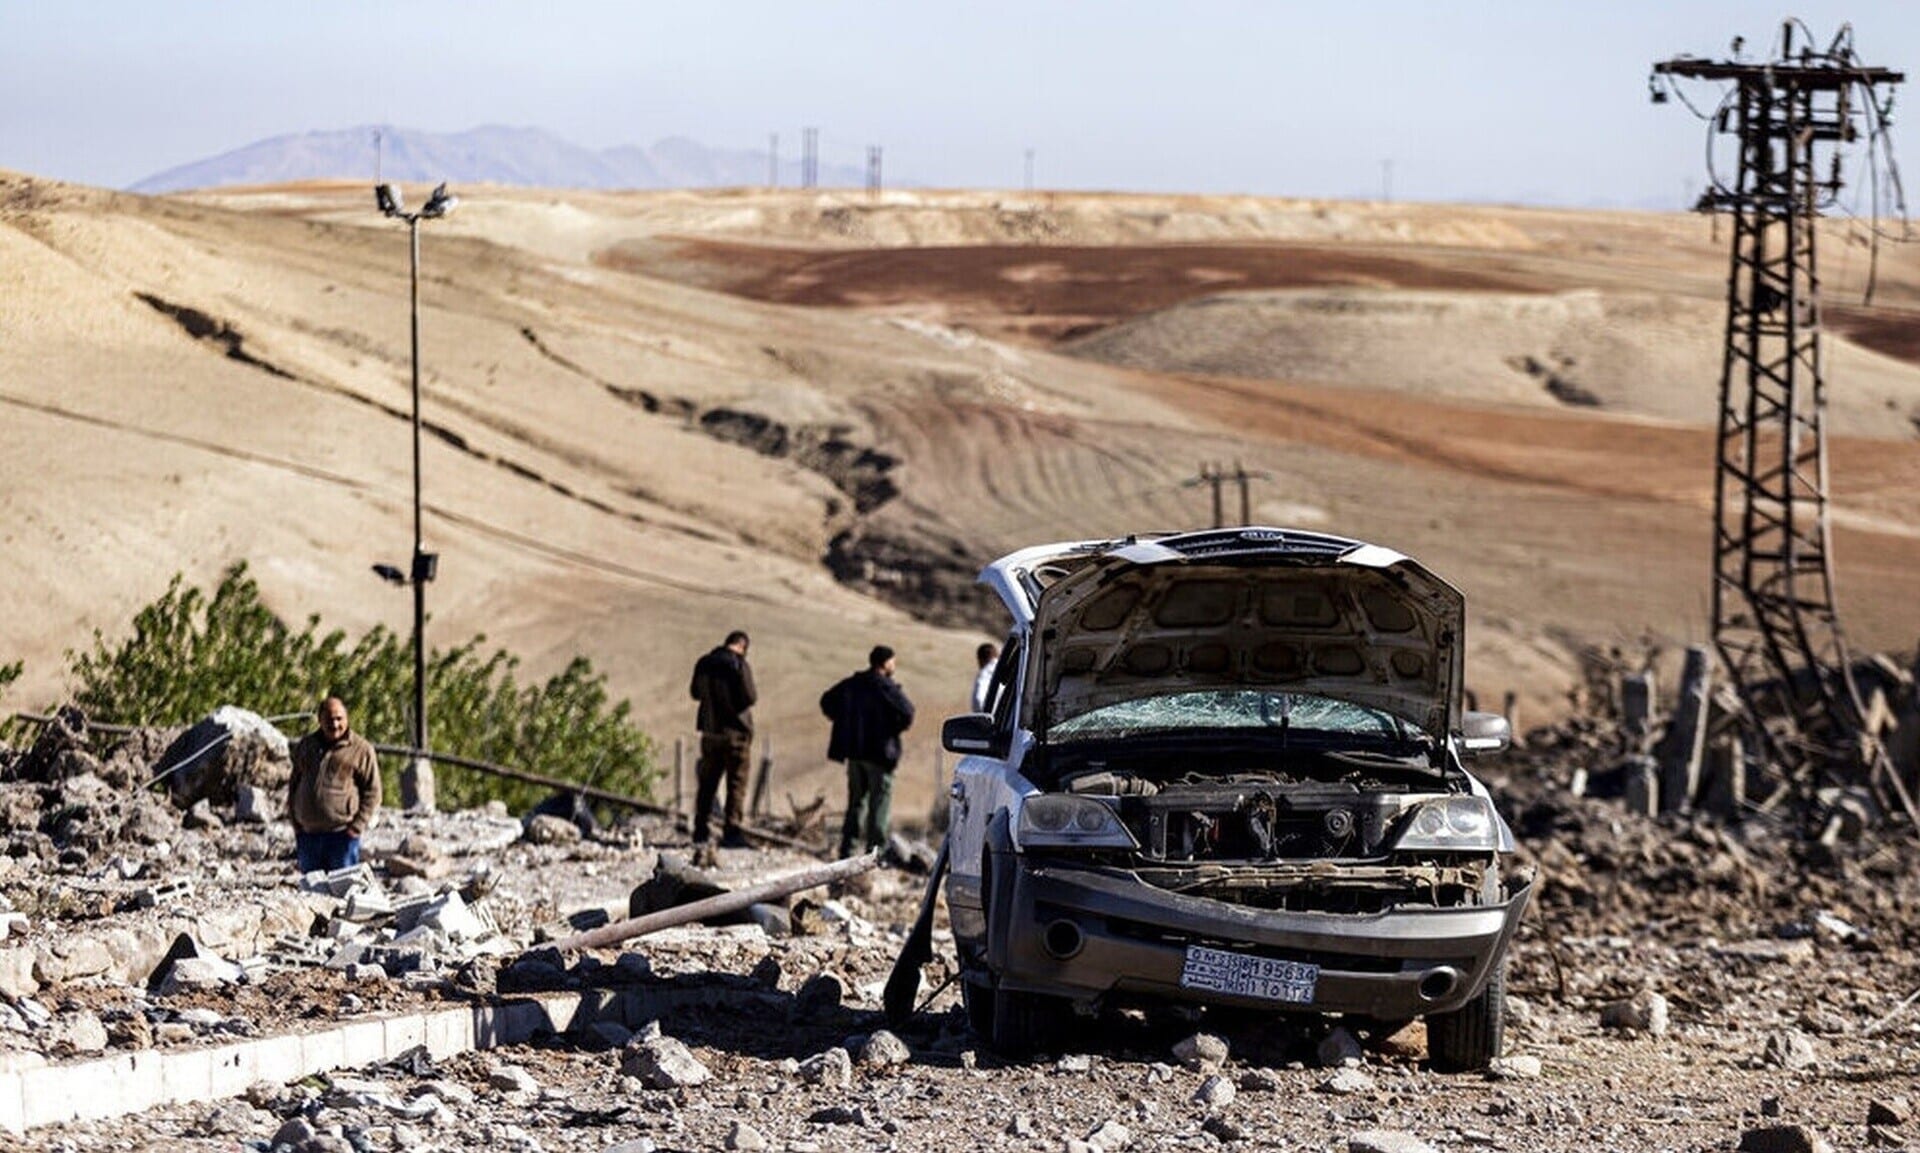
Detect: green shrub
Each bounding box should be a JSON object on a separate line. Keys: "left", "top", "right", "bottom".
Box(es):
{"left": 65, "top": 563, "right": 657, "bottom": 812}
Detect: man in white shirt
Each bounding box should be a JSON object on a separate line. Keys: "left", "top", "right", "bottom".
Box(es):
{"left": 970, "top": 642, "right": 999, "bottom": 714}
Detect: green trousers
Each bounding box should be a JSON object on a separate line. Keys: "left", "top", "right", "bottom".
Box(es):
{"left": 840, "top": 758, "right": 894, "bottom": 857}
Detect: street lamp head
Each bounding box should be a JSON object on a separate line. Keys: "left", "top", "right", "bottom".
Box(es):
{"left": 420, "top": 182, "right": 458, "bottom": 219}
{"left": 375, "top": 183, "right": 403, "bottom": 218}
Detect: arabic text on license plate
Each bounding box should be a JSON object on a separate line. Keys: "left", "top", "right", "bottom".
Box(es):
{"left": 1178, "top": 945, "right": 1318, "bottom": 1004}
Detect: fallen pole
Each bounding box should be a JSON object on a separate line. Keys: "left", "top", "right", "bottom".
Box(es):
{"left": 542, "top": 851, "right": 880, "bottom": 953}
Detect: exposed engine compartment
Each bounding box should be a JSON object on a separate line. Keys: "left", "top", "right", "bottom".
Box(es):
{"left": 1054, "top": 757, "right": 1499, "bottom": 913}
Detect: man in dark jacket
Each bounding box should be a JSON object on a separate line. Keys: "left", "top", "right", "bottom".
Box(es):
{"left": 821, "top": 645, "right": 915, "bottom": 857}
{"left": 288, "top": 696, "right": 382, "bottom": 873}
{"left": 689, "top": 630, "right": 757, "bottom": 848}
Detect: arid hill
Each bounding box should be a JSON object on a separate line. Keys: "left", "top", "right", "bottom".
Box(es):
{"left": 4, "top": 174, "right": 1918, "bottom": 812}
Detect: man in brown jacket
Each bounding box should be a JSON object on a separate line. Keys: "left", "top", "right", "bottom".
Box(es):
{"left": 288, "top": 697, "right": 382, "bottom": 872}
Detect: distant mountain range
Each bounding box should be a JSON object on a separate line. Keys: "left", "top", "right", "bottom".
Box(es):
{"left": 129, "top": 124, "right": 871, "bottom": 194}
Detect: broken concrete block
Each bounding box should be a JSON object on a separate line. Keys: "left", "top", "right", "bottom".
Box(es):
{"left": 341, "top": 887, "right": 395, "bottom": 922}
{"left": 363, "top": 945, "right": 426, "bottom": 977}
{"left": 1622, "top": 672, "right": 1657, "bottom": 749}
{"left": 134, "top": 878, "right": 196, "bottom": 909}
{"left": 417, "top": 890, "right": 488, "bottom": 943}
{"left": 1702, "top": 733, "right": 1748, "bottom": 815}
{"left": 302, "top": 863, "right": 375, "bottom": 897}
{"left": 1621, "top": 755, "right": 1660, "bottom": 816}
{"left": 1653, "top": 645, "right": 1713, "bottom": 812}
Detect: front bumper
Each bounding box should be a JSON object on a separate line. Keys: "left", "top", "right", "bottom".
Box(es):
{"left": 986, "top": 860, "right": 1532, "bottom": 1019}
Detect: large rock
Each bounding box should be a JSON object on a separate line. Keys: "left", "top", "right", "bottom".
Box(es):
{"left": 620, "top": 1034, "right": 711, "bottom": 1089}
{"left": 155, "top": 707, "right": 291, "bottom": 807}
{"left": 1173, "top": 1032, "right": 1229, "bottom": 1074}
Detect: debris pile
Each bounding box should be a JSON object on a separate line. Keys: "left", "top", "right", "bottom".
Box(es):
{"left": 1511, "top": 644, "right": 1920, "bottom": 835}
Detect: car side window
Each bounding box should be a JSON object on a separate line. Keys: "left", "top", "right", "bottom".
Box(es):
{"left": 987, "top": 639, "right": 1021, "bottom": 729}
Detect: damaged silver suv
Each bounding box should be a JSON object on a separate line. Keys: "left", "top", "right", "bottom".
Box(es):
{"left": 938, "top": 528, "right": 1531, "bottom": 1070}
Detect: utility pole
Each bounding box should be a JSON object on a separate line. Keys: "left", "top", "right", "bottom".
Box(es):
{"left": 802, "top": 127, "right": 819, "bottom": 189}
{"left": 1652, "top": 23, "right": 1913, "bottom": 820}
{"left": 373, "top": 180, "right": 458, "bottom": 813}
{"left": 1184, "top": 463, "right": 1226, "bottom": 528}
{"left": 866, "top": 145, "right": 883, "bottom": 198}
{"left": 1230, "top": 460, "right": 1272, "bottom": 525}
{"left": 1381, "top": 159, "right": 1393, "bottom": 203}
{"left": 1024, "top": 148, "right": 1035, "bottom": 192}
{"left": 768, "top": 133, "right": 779, "bottom": 187}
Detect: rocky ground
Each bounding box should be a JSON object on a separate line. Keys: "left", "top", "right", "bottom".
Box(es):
{"left": 1, "top": 706, "right": 1917, "bottom": 1153}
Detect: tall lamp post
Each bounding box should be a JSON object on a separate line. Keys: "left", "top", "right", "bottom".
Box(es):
{"left": 373, "top": 180, "right": 456, "bottom": 812}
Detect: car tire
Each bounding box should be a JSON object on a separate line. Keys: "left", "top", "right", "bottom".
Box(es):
{"left": 1426, "top": 959, "right": 1506, "bottom": 1072}
{"left": 961, "top": 976, "right": 996, "bottom": 1040}
{"left": 986, "top": 986, "right": 1068, "bottom": 1057}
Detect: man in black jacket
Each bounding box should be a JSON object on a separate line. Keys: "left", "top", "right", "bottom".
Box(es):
{"left": 821, "top": 645, "right": 915, "bottom": 858}
{"left": 690, "top": 630, "right": 756, "bottom": 848}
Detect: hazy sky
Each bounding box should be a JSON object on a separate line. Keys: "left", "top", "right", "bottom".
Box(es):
{"left": 4, "top": 1, "right": 1919, "bottom": 209}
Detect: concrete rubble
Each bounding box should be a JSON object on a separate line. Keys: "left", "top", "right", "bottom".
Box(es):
{"left": 0, "top": 695, "right": 1917, "bottom": 1150}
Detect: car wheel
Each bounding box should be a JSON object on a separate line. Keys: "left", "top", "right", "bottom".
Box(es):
{"left": 1426, "top": 959, "right": 1506, "bottom": 1072}
{"left": 986, "top": 986, "right": 1068, "bottom": 1057}
{"left": 961, "top": 975, "right": 996, "bottom": 1040}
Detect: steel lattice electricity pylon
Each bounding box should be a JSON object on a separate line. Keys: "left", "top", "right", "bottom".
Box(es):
{"left": 1652, "top": 24, "right": 1908, "bottom": 810}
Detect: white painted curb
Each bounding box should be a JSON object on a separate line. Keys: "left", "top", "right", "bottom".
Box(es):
{"left": 0, "top": 990, "right": 593, "bottom": 1134}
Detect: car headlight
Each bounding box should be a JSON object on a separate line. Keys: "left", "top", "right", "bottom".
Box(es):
{"left": 1017, "top": 795, "right": 1138, "bottom": 850}
{"left": 1390, "top": 796, "right": 1501, "bottom": 853}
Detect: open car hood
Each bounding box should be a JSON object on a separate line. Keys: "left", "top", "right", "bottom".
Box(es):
{"left": 1010, "top": 528, "right": 1465, "bottom": 744}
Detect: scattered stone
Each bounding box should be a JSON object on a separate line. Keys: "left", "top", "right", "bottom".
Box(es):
{"left": 859, "top": 1029, "right": 911, "bottom": 1068}
{"left": 799, "top": 1046, "right": 853, "bottom": 1089}
{"left": 1738, "top": 1125, "right": 1834, "bottom": 1153}
{"left": 1084, "top": 1118, "right": 1132, "bottom": 1151}
{"left": 1193, "top": 1074, "right": 1236, "bottom": 1110}
{"left": 1867, "top": 1097, "right": 1912, "bottom": 1126}
{"left": 1762, "top": 1030, "right": 1818, "bottom": 1071}
{"left": 48, "top": 1011, "right": 109, "bottom": 1055}
{"left": 792, "top": 971, "right": 845, "bottom": 1019}
{"left": 1349, "top": 1130, "right": 1440, "bottom": 1153}
{"left": 1006, "top": 1114, "right": 1034, "bottom": 1137}
{"left": 488, "top": 1064, "right": 540, "bottom": 1094}
{"left": 619, "top": 1033, "right": 711, "bottom": 1089}
{"left": 1172, "top": 1032, "right": 1229, "bottom": 1074}
{"left": 1057, "top": 1053, "right": 1093, "bottom": 1073}
{"left": 1204, "top": 1115, "right": 1247, "bottom": 1143}
{"left": 726, "top": 1120, "right": 770, "bottom": 1150}
{"left": 201, "top": 1100, "right": 268, "bottom": 1136}
{"left": 523, "top": 813, "right": 582, "bottom": 845}
{"left": 1599, "top": 990, "right": 1669, "bottom": 1035}
{"left": 1238, "top": 1068, "right": 1280, "bottom": 1092}
{"left": 1488, "top": 1054, "right": 1542, "bottom": 1079}
{"left": 1317, "top": 1026, "right": 1364, "bottom": 1067}
{"left": 271, "top": 1117, "right": 318, "bottom": 1148}
{"left": 157, "top": 956, "right": 243, "bottom": 996}
{"left": 1320, "top": 1067, "right": 1377, "bottom": 1096}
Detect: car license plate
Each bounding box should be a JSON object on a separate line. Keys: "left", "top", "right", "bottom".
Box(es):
{"left": 1179, "top": 945, "right": 1318, "bottom": 1004}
